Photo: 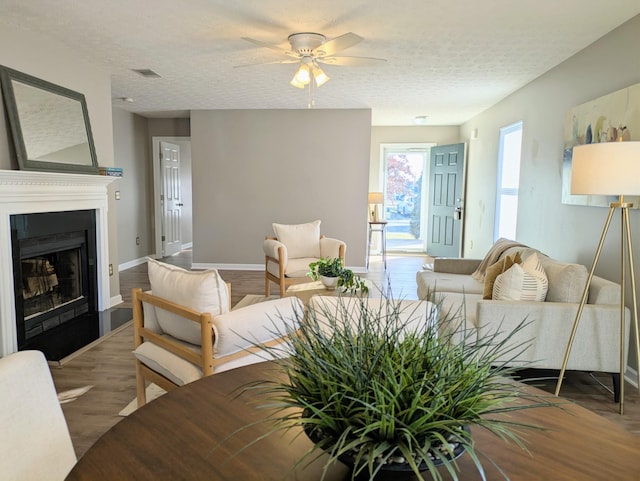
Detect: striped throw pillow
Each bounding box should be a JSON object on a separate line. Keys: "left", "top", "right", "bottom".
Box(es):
{"left": 492, "top": 253, "right": 548, "bottom": 302}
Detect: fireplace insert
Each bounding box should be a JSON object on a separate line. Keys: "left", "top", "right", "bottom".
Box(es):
{"left": 11, "top": 210, "right": 99, "bottom": 361}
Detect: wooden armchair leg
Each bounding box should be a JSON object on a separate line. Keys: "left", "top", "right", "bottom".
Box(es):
{"left": 136, "top": 363, "right": 147, "bottom": 408}
{"left": 265, "top": 276, "right": 271, "bottom": 296}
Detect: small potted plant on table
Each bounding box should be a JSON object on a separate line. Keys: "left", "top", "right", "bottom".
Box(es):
{"left": 307, "top": 257, "right": 368, "bottom": 293}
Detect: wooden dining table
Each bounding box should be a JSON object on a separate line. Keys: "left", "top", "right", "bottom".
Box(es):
{"left": 66, "top": 361, "right": 640, "bottom": 480}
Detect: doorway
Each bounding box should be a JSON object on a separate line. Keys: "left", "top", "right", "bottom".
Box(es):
{"left": 152, "top": 137, "right": 193, "bottom": 259}
{"left": 381, "top": 144, "right": 434, "bottom": 253}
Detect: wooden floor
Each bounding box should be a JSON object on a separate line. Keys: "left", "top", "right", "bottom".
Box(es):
{"left": 50, "top": 250, "right": 640, "bottom": 460}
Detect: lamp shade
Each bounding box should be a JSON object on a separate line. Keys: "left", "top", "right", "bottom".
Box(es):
{"left": 571, "top": 141, "right": 640, "bottom": 195}
{"left": 368, "top": 192, "right": 384, "bottom": 204}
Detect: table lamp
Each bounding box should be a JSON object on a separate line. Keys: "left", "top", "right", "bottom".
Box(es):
{"left": 368, "top": 192, "right": 384, "bottom": 222}
{"left": 555, "top": 140, "right": 640, "bottom": 414}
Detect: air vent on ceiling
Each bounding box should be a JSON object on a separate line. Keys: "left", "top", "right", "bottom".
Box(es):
{"left": 132, "top": 68, "right": 161, "bottom": 78}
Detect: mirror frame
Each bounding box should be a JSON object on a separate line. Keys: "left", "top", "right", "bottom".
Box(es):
{"left": 0, "top": 66, "right": 99, "bottom": 174}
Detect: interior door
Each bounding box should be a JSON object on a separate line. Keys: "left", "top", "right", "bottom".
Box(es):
{"left": 426, "top": 143, "right": 466, "bottom": 257}
{"left": 160, "top": 141, "right": 182, "bottom": 257}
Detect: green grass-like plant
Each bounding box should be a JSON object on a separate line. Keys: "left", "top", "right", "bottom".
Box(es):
{"left": 240, "top": 292, "right": 558, "bottom": 481}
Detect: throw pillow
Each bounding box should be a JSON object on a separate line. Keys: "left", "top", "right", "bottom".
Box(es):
{"left": 482, "top": 252, "right": 522, "bottom": 299}
{"left": 147, "top": 258, "right": 229, "bottom": 345}
{"left": 493, "top": 252, "right": 549, "bottom": 302}
{"left": 273, "top": 220, "right": 321, "bottom": 259}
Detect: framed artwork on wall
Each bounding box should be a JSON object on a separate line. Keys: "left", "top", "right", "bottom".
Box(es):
{"left": 562, "top": 82, "right": 640, "bottom": 207}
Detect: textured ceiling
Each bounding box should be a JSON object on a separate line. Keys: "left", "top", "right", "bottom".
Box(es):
{"left": 1, "top": 0, "right": 639, "bottom": 126}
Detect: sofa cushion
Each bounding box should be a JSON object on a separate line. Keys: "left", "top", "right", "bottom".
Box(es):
{"left": 493, "top": 253, "right": 548, "bottom": 302}
{"left": 147, "top": 258, "right": 229, "bottom": 345}
{"left": 416, "top": 270, "right": 484, "bottom": 299}
{"left": 538, "top": 257, "right": 588, "bottom": 303}
{"left": 483, "top": 253, "right": 522, "bottom": 299}
{"left": 273, "top": 220, "right": 321, "bottom": 259}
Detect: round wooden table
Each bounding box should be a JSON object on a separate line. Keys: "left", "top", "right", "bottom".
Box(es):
{"left": 66, "top": 361, "right": 640, "bottom": 480}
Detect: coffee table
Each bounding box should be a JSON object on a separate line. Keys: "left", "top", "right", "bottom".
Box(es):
{"left": 66, "top": 361, "right": 640, "bottom": 480}
{"left": 284, "top": 280, "right": 372, "bottom": 305}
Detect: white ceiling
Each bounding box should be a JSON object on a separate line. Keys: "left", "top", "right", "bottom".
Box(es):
{"left": 1, "top": 0, "right": 639, "bottom": 126}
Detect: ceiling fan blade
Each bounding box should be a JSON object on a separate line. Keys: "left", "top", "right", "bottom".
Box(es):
{"left": 241, "top": 37, "right": 290, "bottom": 53}
{"left": 314, "top": 32, "right": 363, "bottom": 57}
{"left": 317, "top": 55, "right": 387, "bottom": 67}
{"left": 234, "top": 59, "right": 299, "bottom": 68}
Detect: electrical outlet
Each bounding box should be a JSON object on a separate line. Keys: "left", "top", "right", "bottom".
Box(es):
{"left": 115, "top": 191, "right": 121, "bottom": 200}
{"left": 136, "top": 236, "right": 140, "bottom": 245}
{"left": 109, "top": 264, "right": 113, "bottom": 276}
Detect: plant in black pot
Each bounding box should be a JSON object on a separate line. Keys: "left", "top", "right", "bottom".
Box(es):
{"left": 238, "top": 294, "right": 559, "bottom": 481}
{"left": 307, "top": 257, "right": 368, "bottom": 294}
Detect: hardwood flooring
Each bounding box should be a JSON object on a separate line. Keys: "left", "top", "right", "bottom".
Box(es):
{"left": 50, "top": 250, "right": 640, "bottom": 460}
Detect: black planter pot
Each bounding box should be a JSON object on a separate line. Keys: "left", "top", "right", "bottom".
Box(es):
{"left": 304, "top": 424, "right": 469, "bottom": 480}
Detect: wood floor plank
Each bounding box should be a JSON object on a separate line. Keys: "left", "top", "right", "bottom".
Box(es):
{"left": 51, "top": 250, "right": 640, "bottom": 460}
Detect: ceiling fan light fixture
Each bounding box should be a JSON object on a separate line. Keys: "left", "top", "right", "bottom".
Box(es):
{"left": 312, "top": 65, "right": 330, "bottom": 87}
{"left": 291, "top": 64, "right": 311, "bottom": 87}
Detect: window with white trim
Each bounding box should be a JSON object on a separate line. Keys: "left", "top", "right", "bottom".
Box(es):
{"left": 495, "top": 121, "right": 523, "bottom": 240}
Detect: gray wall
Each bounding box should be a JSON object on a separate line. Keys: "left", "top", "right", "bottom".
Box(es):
{"left": 0, "top": 22, "right": 120, "bottom": 304}
{"left": 460, "top": 14, "right": 640, "bottom": 371}
{"left": 190, "top": 109, "right": 372, "bottom": 270}
{"left": 112, "top": 108, "right": 153, "bottom": 263}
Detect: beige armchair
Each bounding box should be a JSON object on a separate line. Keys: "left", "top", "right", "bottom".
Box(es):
{"left": 0, "top": 350, "right": 77, "bottom": 480}
{"left": 264, "top": 220, "right": 346, "bottom": 297}
{"left": 133, "top": 258, "right": 304, "bottom": 407}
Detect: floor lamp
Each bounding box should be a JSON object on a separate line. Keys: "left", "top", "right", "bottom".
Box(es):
{"left": 555, "top": 141, "right": 640, "bottom": 415}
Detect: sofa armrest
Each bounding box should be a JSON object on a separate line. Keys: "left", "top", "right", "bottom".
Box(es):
{"left": 264, "top": 238, "right": 287, "bottom": 264}
{"left": 475, "top": 300, "right": 629, "bottom": 372}
{"left": 589, "top": 275, "right": 621, "bottom": 305}
{"left": 320, "top": 237, "right": 346, "bottom": 259}
{"left": 213, "top": 297, "right": 303, "bottom": 357}
{"left": 433, "top": 258, "right": 481, "bottom": 274}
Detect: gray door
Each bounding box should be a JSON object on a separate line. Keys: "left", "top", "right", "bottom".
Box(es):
{"left": 426, "top": 143, "right": 466, "bottom": 257}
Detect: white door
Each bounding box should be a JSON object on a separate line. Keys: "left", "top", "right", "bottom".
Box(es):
{"left": 160, "top": 141, "right": 182, "bottom": 257}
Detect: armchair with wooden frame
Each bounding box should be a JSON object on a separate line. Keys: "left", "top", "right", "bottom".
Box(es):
{"left": 132, "top": 259, "right": 303, "bottom": 408}
{"left": 264, "top": 220, "right": 346, "bottom": 297}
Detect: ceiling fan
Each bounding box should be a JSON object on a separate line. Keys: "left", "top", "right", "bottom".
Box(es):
{"left": 238, "top": 32, "right": 386, "bottom": 88}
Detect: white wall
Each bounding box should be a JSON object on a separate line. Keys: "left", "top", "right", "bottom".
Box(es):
{"left": 460, "top": 14, "right": 640, "bottom": 370}
{"left": 190, "top": 109, "right": 372, "bottom": 270}
{"left": 0, "top": 22, "right": 120, "bottom": 302}
{"left": 369, "top": 126, "right": 460, "bottom": 191}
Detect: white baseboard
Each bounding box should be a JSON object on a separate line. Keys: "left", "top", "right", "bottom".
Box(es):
{"left": 110, "top": 294, "right": 123, "bottom": 307}
{"left": 119, "top": 256, "right": 148, "bottom": 272}
{"left": 181, "top": 242, "right": 193, "bottom": 249}
{"left": 192, "top": 263, "right": 264, "bottom": 270}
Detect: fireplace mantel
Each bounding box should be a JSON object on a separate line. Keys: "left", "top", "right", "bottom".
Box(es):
{"left": 0, "top": 169, "right": 117, "bottom": 356}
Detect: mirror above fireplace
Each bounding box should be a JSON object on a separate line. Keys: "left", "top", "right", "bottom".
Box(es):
{"left": 0, "top": 66, "right": 99, "bottom": 174}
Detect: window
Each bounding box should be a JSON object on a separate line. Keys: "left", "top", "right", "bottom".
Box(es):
{"left": 495, "top": 122, "right": 523, "bottom": 240}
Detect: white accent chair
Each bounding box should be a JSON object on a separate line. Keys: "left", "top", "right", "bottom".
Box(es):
{"left": 133, "top": 258, "right": 304, "bottom": 407}
{"left": 264, "top": 220, "right": 346, "bottom": 297}
{"left": 0, "top": 350, "right": 77, "bottom": 481}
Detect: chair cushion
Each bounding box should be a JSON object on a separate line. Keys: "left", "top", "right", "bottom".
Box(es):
{"left": 493, "top": 253, "right": 548, "bottom": 302}
{"left": 134, "top": 341, "right": 202, "bottom": 387}
{"left": 147, "top": 258, "right": 229, "bottom": 345}
{"left": 273, "top": 220, "right": 321, "bottom": 259}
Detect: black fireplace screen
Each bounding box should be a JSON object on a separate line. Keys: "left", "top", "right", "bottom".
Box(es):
{"left": 11, "top": 210, "right": 98, "bottom": 360}
{"left": 21, "top": 246, "right": 85, "bottom": 339}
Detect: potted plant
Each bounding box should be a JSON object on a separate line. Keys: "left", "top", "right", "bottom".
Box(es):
{"left": 307, "top": 257, "right": 368, "bottom": 294}
{"left": 239, "top": 294, "right": 557, "bottom": 481}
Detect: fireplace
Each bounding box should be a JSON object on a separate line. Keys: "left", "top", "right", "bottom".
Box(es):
{"left": 0, "top": 170, "right": 116, "bottom": 359}
{"left": 11, "top": 210, "right": 98, "bottom": 360}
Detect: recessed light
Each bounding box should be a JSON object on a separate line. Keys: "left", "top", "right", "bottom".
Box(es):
{"left": 132, "top": 68, "right": 161, "bottom": 78}
{"left": 414, "top": 115, "right": 428, "bottom": 125}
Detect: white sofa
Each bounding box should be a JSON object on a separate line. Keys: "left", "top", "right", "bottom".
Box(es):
{"left": 416, "top": 240, "right": 630, "bottom": 399}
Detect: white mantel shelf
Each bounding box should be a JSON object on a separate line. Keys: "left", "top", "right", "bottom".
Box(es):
{"left": 0, "top": 169, "right": 117, "bottom": 356}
